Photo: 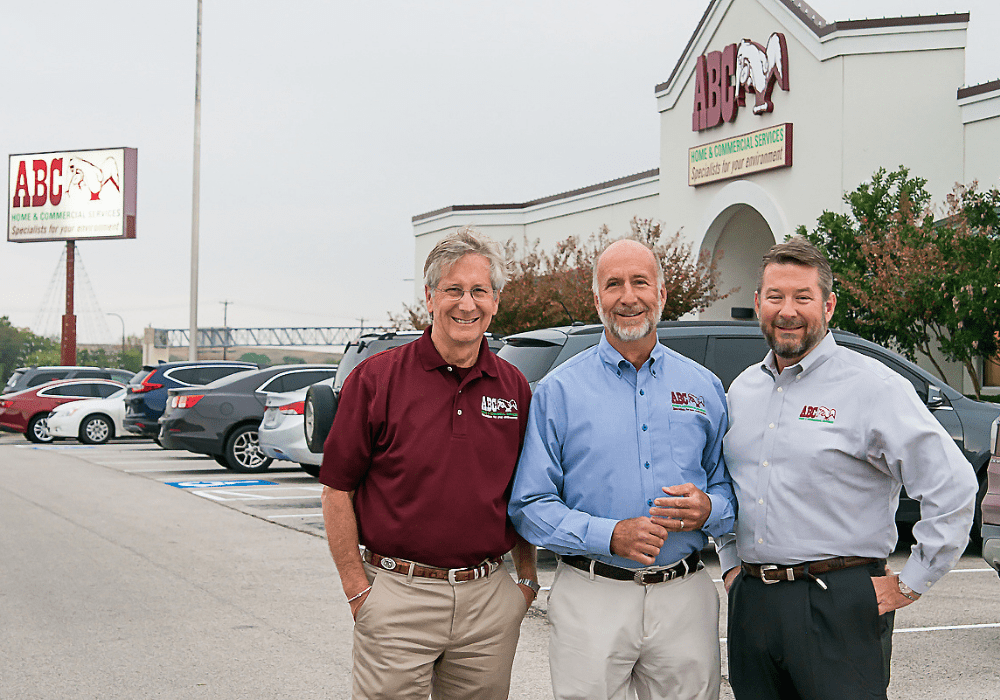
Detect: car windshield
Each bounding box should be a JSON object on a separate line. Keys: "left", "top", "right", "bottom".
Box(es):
{"left": 497, "top": 340, "right": 563, "bottom": 385}
{"left": 128, "top": 369, "right": 152, "bottom": 386}
{"left": 202, "top": 369, "right": 260, "bottom": 389}
{"left": 4, "top": 370, "right": 25, "bottom": 389}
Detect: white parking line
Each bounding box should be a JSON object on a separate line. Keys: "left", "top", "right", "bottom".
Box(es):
{"left": 193, "top": 490, "right": 321, "bottom": 502}
{"left": 893, "top": 622, "right": 1000, "bottom": 634}
{"left": 268, "top": 513, "right": 325, "bottom": 518}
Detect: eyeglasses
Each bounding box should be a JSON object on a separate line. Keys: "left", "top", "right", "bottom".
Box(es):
{"left": 434, "top": 286, "right": 495, "bottom": 302}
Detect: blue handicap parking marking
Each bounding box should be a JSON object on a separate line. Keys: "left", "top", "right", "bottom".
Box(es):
{"left": 167, "top": 480, "right": 278, "bottom": 489}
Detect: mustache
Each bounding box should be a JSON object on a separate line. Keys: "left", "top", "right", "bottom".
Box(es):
{"left": 613, "top": 303, "right": 649, "bottom": 315}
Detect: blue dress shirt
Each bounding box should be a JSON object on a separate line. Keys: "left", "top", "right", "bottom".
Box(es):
{"left": 509, "top": 332, "right": 736, "bottom": 569}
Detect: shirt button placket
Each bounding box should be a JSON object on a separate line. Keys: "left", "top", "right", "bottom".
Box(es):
{"left": 636, "top": 372, "right": 654, "bottom": 504}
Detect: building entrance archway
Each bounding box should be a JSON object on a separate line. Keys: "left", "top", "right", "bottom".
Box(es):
{"left": 700, "top": 204, "right": 775, "bottom": 321}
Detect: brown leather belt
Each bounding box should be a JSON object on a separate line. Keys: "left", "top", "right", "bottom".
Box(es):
{"left": 743, "top": 556, "right": 883, "bottom": 587}
{"left": 363, "top": 549, "right": 502, "bottom": 583}
{"left": 562, "top": 551, "right": 702, "bottom": 585}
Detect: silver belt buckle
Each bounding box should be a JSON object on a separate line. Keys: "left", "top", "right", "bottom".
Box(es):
{"left": 759, "top": 564, "right": 780, "bottom": 584}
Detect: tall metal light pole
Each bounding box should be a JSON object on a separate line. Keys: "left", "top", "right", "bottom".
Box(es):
{"left": 189, "top": 0, "right": 203, "bottom": 361}
{"left": 106, "top": 312, "right": 126, "bottom": 365}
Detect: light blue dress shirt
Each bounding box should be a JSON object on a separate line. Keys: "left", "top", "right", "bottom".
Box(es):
{"left": 509, "top": 332, "right": 736, "bottom": 569}
{"left": 719, "top": 333, "right": 977, "bottom": 594}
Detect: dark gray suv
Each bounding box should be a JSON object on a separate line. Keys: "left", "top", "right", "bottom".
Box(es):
{"left": 498, "top": 320, "right": 1000, "bottom": 540}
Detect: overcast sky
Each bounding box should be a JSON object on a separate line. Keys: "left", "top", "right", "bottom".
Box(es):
{"left": 2, "top": 0, "right": 998, "bottom": 345}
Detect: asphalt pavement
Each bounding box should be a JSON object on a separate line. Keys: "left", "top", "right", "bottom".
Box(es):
{"left": 1, "top": 433, "right": 998, "bottom": 699}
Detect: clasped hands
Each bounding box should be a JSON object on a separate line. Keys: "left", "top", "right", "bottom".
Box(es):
{"left": 610, "top": 483, "right": 712, "bottom": 565}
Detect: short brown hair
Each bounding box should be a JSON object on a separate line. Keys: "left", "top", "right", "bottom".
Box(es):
{"left": 757, "top": 236, "right": 833, "bottom": 299}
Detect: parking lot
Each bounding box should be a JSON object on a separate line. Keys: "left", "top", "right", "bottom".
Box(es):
{"left": 2, "top": 432, "right": 998, "bottom": 699}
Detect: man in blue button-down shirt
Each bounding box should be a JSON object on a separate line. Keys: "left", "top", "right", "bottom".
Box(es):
{"left": 509, "top": 239, "right": 736, "bottom": 700}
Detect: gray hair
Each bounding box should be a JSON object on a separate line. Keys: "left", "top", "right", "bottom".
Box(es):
{"left": 591, "top": 238, "right": 665, "bottom": 296}
{"left": 423, "top": 226, "right": 508, "bottom": 293}
{"left": 757, "top": 236, "right": 834, "bottom": 299}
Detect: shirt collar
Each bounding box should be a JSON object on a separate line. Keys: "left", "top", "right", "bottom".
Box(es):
{"left": 597, "top": 331, "right": 665, "bottom": 378}
{"left": 415, "top": 325, "right": 498, "bottom": 377}
{"left": 760, "top": 331, "right": 838, "bottom": 378}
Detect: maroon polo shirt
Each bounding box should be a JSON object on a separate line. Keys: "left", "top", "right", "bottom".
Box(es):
{"left": 319, "top": 327, "right": 531, "bottom": 569}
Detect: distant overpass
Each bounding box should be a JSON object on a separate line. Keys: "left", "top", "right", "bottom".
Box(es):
{"left": 151, "top": 326, "right": 392, "bottom": 349}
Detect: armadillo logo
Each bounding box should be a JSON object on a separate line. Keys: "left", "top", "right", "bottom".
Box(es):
{"left": 799, "top": 405, "right": 837, "bottom": 423}
{"left": 481, "top": 395, "right": 518, "bottom": 420}
{"left": 671, "top": 391, "right": 707, "bottom": 414}
{"left": 692, "top": 32, "right": 789, "bottom": 131}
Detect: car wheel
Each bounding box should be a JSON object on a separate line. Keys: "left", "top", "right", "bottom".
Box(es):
{"left": 26, "top": 414, "right": 54, "bottom": 444}
{"left": 79, "top": 415, "right": 113, "bottom": 445}
{"left": 299, "top": 463, "right": 320, "bottom": 477}
{"left": 304, "top": 384, "right": 338, "bottom": 453}
{"left": 224, "top": 425, "right": 273, "bottom": 473}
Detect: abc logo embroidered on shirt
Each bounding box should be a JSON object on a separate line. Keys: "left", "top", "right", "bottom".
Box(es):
{"left": 799, "top": 405, "right": 836, "bottom": 423}
{"left": 481, "top": 396, "right": 518, "bottom": 420}
{"left": 671, "top": 391, "right": 707, "bottom": 414}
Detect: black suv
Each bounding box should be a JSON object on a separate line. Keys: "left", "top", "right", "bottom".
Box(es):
{"left": 498, "top": 320, "right": 1000, "bottom": 538}
{"left": 124, "top": 361, "right": 258, "bottom": 439}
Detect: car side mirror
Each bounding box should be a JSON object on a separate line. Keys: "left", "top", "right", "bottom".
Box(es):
{"left": 304, "top": 384, "right": 338, "bottom": 454}
{"left": 926, "top": 385, "right": 945, "bottom": 409}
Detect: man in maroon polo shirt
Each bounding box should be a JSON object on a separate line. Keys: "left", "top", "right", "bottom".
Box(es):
{"left": 320, "top": 226, "right": 537, "bottom": 700}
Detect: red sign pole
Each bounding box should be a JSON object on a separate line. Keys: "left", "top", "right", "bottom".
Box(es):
{"left": 60, "top": 240, "right": 77, "bottom": 365}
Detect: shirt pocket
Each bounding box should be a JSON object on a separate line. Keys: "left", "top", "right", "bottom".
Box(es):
{"left": 665, "top": 409, "right": 711, "bottom": 476}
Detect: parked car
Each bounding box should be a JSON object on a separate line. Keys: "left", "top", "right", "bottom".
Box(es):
{"left": 3, "top": 365, "right": 133, "bottom": 395}
{"left": 0, "top": 378, "right": 127, "bottom": 443}
{"left": 124, "top": 361, "right": 258, "bottom": 439}
{"left": 497, "top": 320, "right": 1000, "bottom": 540}
{"left": 295, "top": 330, "right": 505, "bottom": 474}
{"left": 158, "top": 364, "right": 338, "bottom": 472}
{"left": 46, "top": 387, "right": 129, "bottom": 445}
{"left": 259, "top": 377, "right": 336, "bottom": 477}
{"left": 982, "top": 416, "right": 1000, "bottom": 576}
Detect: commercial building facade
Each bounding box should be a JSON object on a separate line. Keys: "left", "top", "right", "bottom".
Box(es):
{"left": 413, "top": 0, "right": 1000, "bottom": 391}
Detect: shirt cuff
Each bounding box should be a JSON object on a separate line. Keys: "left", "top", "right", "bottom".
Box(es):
{"left": 715, "top": 532, "right": 741, "bottom": 575}
{"left": 702, "top": 493, "right": 732, "bottom": 538}
{"left": 584, "top": 516, "right": 618, "bottom": 558}
{"left": 898, "top": 557, "right": 940, "bottom": 596}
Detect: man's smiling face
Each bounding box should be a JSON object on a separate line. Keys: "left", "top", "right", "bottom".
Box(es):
{"left": 593, "top": 240, "right": 665, "bottom": 344}
{"left": 755, "top": 262, "right": 836, "bottom": 370}
{"left": 425, "top": 253, "right": 499, "bottom": 353}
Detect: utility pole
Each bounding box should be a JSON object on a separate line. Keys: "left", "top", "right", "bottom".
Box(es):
{"left": 220, "top": 300, "right": 231, "bottom": 359}
{"left": 60, "top": 241, "right": 77, "bottom": 365}
{"left": 188, "top": 0, "right": 203, "bottom": 361}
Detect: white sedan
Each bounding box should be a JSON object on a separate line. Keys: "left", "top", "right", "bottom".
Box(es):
{"left": 47, "top": 388, "right": 129, "bottom": 445}
{"left": 259, "top": 381, "right": 327, "bottom": 476}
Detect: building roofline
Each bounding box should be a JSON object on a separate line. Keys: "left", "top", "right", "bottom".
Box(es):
{"left": 655, "top": 0, "right": 969, "bottom": 94}
{"left": 958, "top": 79, "right": 1000, "bottom": 100}
{"left": 411, "top": 168, "right": 659, "bottom": 223}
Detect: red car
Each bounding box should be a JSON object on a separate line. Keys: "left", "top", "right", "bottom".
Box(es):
{"left": 0, "top": 378, "right": 126, "bottom": 443}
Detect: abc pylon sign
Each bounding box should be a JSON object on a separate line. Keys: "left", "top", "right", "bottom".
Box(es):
{"left": 8, "top": 147, "right": 137, "bottom": 242}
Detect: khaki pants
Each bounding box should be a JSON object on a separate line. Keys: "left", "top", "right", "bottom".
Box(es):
{"left": 352, "top": 561, "right": 528, "bottom": 700}
{"left": 548, "top": 560, "right": 721, "bottom": 700}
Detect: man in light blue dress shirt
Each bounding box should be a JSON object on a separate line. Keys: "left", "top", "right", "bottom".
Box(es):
{"left": 509, "top": 239, "right": 736, "bottom": 700}
{"left": 720, "top": 237, "right": 976, "bottom": 700}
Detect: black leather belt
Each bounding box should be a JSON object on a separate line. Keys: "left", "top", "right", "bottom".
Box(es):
{"left": 562, "top": 551, "right": 702, "bottom": 585}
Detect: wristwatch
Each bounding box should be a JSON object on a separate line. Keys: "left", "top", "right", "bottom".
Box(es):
{"left": 898, "top": 580, "right": 920, "bottom": 601}
{"left": 517, "top": 578, "right": 541, "bottom": 596}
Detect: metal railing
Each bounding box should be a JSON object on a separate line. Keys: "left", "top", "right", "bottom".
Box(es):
{"left": 152, "top": 326, "right": 392, "bottom": 349}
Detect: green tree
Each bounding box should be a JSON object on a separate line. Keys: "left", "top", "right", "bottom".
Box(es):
{"left": 799, "top": 167, "right": 1000, "bottom": 396}
{"left": 391, "top": 217, "right": 732, "bottom": 337}
{"left": 239, "top": 352, "right": 271, "bottom": 366}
